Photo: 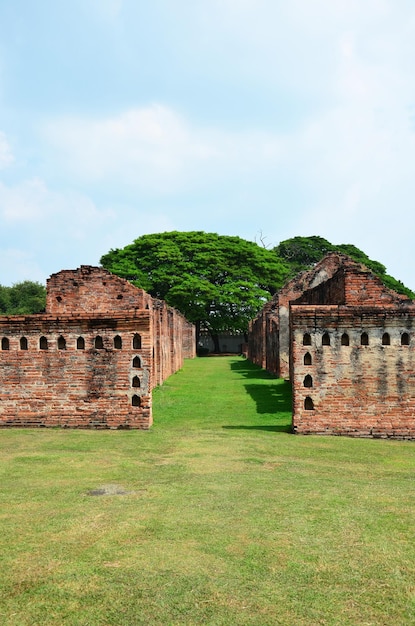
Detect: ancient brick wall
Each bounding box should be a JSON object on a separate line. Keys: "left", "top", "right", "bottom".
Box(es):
{"left": 291, "top": 305, "right": 415, "bottom": 438}
{"left": 47, "top": 265, "right": 152, "bottom": 315}
{"left": 248, "top": 253, "right": 411, "bottom": 379}
{"left": 0, "top": 266, "right": 195, "bottom": 429}
{"left": 248, "top": 253, "right": 351, "bottom": 378}
{"left": 248, "top": 252, "right": 415, "bottom": 439}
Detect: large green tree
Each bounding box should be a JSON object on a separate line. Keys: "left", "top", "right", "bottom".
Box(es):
{"left": 274, "top": 236, "right": 415, "bottom": 299}
{"left": 0, "top": 281, "right": 46, "bottom": 315}
{"left": 101, "top": 231, "right": 289, "bottom": 351}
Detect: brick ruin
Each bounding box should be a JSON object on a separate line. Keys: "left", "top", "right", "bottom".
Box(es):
{"left": 0, "top": 266, "right": 195, "bottom": 429}
{"left": 249, "top": 253, "right": 415, "bottom": 439}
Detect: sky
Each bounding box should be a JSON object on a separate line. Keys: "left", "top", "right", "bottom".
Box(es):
{"left": 0, "top": 0, "right": 415, "bottom": 289}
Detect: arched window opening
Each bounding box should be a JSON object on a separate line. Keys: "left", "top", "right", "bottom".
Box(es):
{"left": 304, "top": 396, "right": 314, "bottom": 411}
{"left": 77, "top": 336, "right": 85, "bottom": 350}
{"left": 361, "top": 332, "right": 369, "bottom": 346}
{"left": 303, "top": 333, "right": 312, "bottom": 346}
{"left": 94, "top": 336, "right": 104, "bottom": 349}
{"left": 304, "top": 352, "right": 312, "bottom": 366}
{"left": 133, "top": 333, "right": 142, "bottom": 349}
{"left": 20, "top": 337, "right": 28, "bottom": 350}
{"left": 132, "top": 356, "right": 141, "bottom": 368}
{"left": 132, "top": 376, "right": 140, "bottom": 388}
{"left": 303, "top": 374, "right": 313, "bottom": 388}
{"left": 57, "top": 336, "right": 66, "bottom": 350}
{"left": 382, "top": 332, "right": 390, "bottom": 346}
{"left": 341, "top": 333, "right": 350, "bottom": 346}
{"left": 114, "top": 335, "right": 122, "bottom": 349}
{"left": 401, "top": 332, "right": 410, "bottom": 346}
{"left": 132, "top": 394, "right": 141, "bottom": 407}
{"left": 40, "top": 336, "right": 48, "bottom": 350}
{"left": 322, "top": 332, "right": 330, "bottom": 346}
{"left": 1, "top": 337, "right": 9, "bottom": 350}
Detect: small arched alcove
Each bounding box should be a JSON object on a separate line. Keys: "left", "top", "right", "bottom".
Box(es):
{"left": 132, "top": 356, "right": 141, "bottom": 368}
{"left": 361, "top": 332, "right": 369, "bottom": 346}
{"left": 303, "top": 333, "right": 312, "bottom": 346}
{"left": 401, "top": 332, "right": 410, "bottom": 346}
{"left": 94, "top": 336, "right": 104, "bottom": 349}
{"left": 132, "top": 394, "right": 141, "bottom": 407}
{"left": 341, "top": 333, "right": 350, "bottom": 346}
{"left": 132, "top": 376, "right": 141, "bottom": 388}
{"left": 57, "top": 336, "right": 66, "bottom": 350}
{"left": 133, "top": 334, "right": 142, "bottom": 349}
{"left": 40, "top": 336, "right": 48, "bottom": 350}
{"left": 304, "top": 396, "right": 314, "bottom": 411}
{"left": 382, "top": 332, "right": 390, "bottom": 346}
{"left": 322, "top": 332, "right": 330, "bottom": 346}
{"left": 303, "top": 374, "right": 313, "bottom": 388}
{"left": 77, "top": 336, "right": 85, "bottom": 350}
{"left": 304, "top": 352, "right": 312, "bottom": 366}
{"left": 20, "top": 336, "right": 28, "bottom": 350}
{"left": 114, "top": 335, "right": 122, "bottom": 349}
{"left": 1, "top": 337, "right": 9, "bottom": 350}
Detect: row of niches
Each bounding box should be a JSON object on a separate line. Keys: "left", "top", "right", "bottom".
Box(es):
{"left": 0, "top": 333, "right": 142, "bottom": 351}
{"left": 302, "top": 331, "right": 410, "bottom": 347}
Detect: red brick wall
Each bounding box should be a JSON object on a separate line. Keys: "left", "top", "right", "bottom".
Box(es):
{"left": 291, "top": 305, "right": 415, "bottom": 438}
{"left": 248, "top": 253, "right": 411, "bottom": 380}
{"left": 0, "top": 266, "right": 195, "bottom": 429}
{"left": 0, "top": 313, "right": 153, "bottom": 428}
{"left": 47, "top": 266, "right": 152, "bottom": 315}
{"left": 248, "top": 253, "right": 350, "bottom": 378}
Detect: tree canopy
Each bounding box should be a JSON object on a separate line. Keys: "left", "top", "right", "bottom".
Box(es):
{"left": 100, "top": 231, "right": 290, "bottom": 350}
{"left": 275, "top": 236, "right": 415, "bottom": 299}
{"left": 0, "top": 281, "right": 46, "bottom": 315}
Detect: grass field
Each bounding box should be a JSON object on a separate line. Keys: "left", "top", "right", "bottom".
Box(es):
{"left": 0, "top": 356, "right": 414, "bottom": 625}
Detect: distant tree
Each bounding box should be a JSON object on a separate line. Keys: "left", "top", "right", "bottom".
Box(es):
{"left": 0, "top": 281, "right": 46, "bottom": 315}
{"left": 0, "top": 285, "right": 10, "bottom": 314}
{"left": 274, "top": 236, "right": 334, "bottom": 275}
{"left": 274, "top": 236, "right": 414, "bottom": 298}
{"left": 101, "top": 231, "right": 290, "bottom": 351}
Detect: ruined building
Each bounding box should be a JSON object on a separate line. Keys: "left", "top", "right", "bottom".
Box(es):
{"left": 249, "top": 253, "right": 415, "bottom": 438}
{"left": 0, "top": 266, "right": 195, "bottom": 429}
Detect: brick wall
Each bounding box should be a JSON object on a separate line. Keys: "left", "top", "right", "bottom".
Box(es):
{"left": 248, "top": 253, "right": 352, "bottom": 377}
{"left": 0, "top": 267, "right": 195, "bottom": 429}
{"left": 248, "top": 252, "right": 415, "bottom": 439}
{"left": 291, "top": 305, "right": 415, "bottom": 438}
{"left": 248, "top": 253, "right": 411, "bottom": 379}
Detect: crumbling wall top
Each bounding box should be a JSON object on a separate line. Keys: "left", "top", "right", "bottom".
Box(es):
{"left": 46, "top": 266, "right": 152, "bottom": 316}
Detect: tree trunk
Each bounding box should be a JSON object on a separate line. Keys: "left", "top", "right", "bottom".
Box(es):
{"left": 211, "top": 333, "right": 221, "bottom": 353}
{"left": 195, "top": 320, "right": 201, "bottom": 349}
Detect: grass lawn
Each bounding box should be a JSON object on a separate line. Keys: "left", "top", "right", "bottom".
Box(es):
{"left": 0, "top": 356, "right": 414, "bottom": 625}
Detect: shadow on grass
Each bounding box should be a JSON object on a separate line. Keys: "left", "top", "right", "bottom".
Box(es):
{"left": 224, "top": 358, "right": 292, "bottom": 433}
{"left": 223, "top": 424, "right": 291, "bottom": 433}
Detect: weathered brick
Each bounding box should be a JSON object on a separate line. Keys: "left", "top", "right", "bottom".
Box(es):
{"left": 0, "top": 266, "right": 195, "bottom": 429}
{"left": 249, "top": 253, "right": 415, "bottom": 439}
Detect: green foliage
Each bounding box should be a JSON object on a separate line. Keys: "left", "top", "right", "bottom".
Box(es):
{"left": 101, "top": 231, "right": 290, "bottom": 341}
{"left": 275, "top": 236, "right": 415, "bottom": 298}
{"left": 0, "top": 281, "right": 46, "bottom": 315}
{"left": 274, "top": 235, "right": 334, "bottom": 274}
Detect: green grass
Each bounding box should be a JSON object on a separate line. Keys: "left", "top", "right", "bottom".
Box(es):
{"left": 0, "top": 356, "right": 415, "bottom": 625}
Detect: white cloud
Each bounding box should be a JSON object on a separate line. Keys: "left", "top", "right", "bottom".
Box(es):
{"left": 42, "top": 105, "right": 284, "bottom": 192}
{"left": 0, "top": 131, "right": 13, "bottom": 169}
{"left": 0, "top": 248, "right": 45, "bottom": 285}
{"left": 0, "top": 177, "right": 106, "bottom": 228}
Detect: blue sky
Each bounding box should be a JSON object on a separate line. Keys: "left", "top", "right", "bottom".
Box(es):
{"left": 1, "top": 0, "right": 415, "bottom": 289}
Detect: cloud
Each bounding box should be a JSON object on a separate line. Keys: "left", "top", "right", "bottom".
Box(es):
{"left": 0, "top": 131, "right": 13, "bottom": 169}
{"left": 42, "top": 105, "right": 284, "bottom": 193}
{"left": 0, "top": 177, "right": 105, "bottom": 228}
{"left": 0, "top": 248, "right": 45, "bottom": 285}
